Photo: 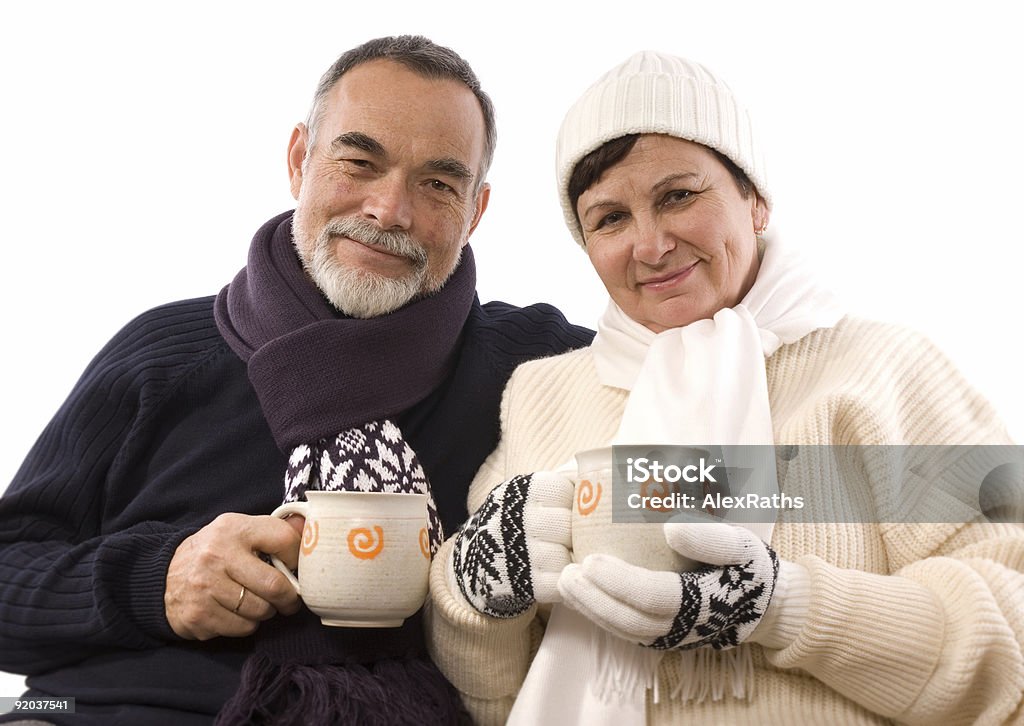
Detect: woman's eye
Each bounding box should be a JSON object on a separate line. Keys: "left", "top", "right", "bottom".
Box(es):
{"left": 597, "top": 211, "right": 627, "bottom": 229}
{"left": 663, "top": 189, "right": 693, "bottom": 205}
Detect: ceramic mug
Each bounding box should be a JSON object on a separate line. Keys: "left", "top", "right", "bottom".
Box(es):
{"left": 571, "top": 446, "right": 703, "bottom": 573}
{"left": 270, "top": 491, "right": 431, "bottom": 628}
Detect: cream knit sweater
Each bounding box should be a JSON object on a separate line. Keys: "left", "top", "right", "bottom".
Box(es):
{"left": 427, "top": 317, "right": 1024, "bottom": 725}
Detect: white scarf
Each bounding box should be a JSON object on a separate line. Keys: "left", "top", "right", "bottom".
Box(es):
{"left": 509, "top": 237, "right": 845, "bottom": 725}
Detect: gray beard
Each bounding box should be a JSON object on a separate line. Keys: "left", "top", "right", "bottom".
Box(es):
{"left": 309, "top": 245, "right": 425, "bottom": 318}
{"left": 295, "top": 217, "right": 430, "bottom": 319}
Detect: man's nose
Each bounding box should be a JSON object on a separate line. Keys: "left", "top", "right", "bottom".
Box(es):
{"left": 362, "top": 174, "right": 413, "bottom": 230}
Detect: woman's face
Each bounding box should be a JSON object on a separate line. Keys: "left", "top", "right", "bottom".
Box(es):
{"left": 577, "top": 135, "right": 769, "bottom": 333}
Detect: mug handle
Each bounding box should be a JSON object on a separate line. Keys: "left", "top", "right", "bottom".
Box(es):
{"left": 269, "top": 500, "right": 308, "bottom": 595}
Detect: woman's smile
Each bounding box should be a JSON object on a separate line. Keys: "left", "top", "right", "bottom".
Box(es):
{"left": 637, "top": 260, "right": 699, "bottom": 292}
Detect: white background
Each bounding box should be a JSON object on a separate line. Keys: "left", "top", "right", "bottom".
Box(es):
{"left": 2, "top": 0, "right": 1021, "bottom": 699}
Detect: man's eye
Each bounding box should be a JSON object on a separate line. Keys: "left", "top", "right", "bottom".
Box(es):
{"left": 342, "top": 158, "right": 373, "bottom": 170}
{"left": 428, "top": 179, "right": 454, "bottom": 193}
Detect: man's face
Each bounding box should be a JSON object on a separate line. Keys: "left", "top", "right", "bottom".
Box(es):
{"left": 288, "top": 59, "right": 490, "bottom": 317}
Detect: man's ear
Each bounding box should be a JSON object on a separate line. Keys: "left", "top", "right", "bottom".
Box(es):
{"left": 464, "top": 183, "right": 491, "bottom": 243}
{"left": 287, "top": 123, "right": 309, "bottom": 200}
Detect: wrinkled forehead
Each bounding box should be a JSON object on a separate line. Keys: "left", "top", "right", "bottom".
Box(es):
{"left": 579, "top": 135, "right": 724, "bottom": 198}
{"left": 316, "top": 60, "right": 487, "bottom": 176}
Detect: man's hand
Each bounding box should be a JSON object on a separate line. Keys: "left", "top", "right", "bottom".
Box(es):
{"left": 165, "top": 513, "right": 303, "bottom": 640}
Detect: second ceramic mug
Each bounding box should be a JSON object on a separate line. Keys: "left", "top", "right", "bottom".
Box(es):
{"left": 571, "top": 446, "right": 702, "bottom": 573}
{"left": 270, "top": 491, "right": 431, "bottom": 628}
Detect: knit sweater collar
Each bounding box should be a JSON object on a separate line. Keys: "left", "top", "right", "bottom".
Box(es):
{"left": 214, "top": 211, "right": 476, "bottom": 451}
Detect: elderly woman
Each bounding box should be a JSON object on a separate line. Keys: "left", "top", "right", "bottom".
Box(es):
{"left": 427, "top": 52, "right": 1024, "bottom": 725}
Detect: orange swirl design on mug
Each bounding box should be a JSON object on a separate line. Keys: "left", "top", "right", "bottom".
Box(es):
{"left": 347, "top": 525, "right": 385, "bottom": 560}
{"left": 640, "top": 480, "right": 676, "bottom": 512}
{"left": 576, "top": 479, "right": 602, "bottom": 517}
{"left": 301, "top": 520, "right": 319, "bottom": 556}
{"left": 419, "top": 527, "right": 431, "bottom": 559}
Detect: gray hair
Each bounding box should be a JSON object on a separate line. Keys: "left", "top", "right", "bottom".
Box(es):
{"left": 305, "top": 35, "right": 497, "bottom": 189}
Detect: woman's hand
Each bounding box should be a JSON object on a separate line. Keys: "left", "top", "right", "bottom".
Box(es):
{"left": 449, "top": 472, "right": 573, "bottom": 618}
{"left": 558, "top": 521, "right": 784, "bottom": 649}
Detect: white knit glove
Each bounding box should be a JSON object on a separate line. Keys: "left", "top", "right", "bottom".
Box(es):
{"left": 449, "top": 472, "right": 573, "bottom": 618}
{"left": 558, "top": 522, "right": 784, "bottom": 650}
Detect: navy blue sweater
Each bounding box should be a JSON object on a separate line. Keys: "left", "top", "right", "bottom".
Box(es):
{"left": 0, "top": 295, "right": 591, "bottom": 725}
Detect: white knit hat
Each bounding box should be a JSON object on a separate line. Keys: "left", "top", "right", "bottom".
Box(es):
{"left": 556, "top": 51, "right": 771, "bottom": 249}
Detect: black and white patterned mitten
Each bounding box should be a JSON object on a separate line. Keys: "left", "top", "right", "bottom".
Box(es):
{"left": 449, "top": 472, "right": 573, "bottom": 618}
{"left": 558, "top": 522, "right": 780, "bottom": 650}
{"left": 284, "top": 419, "right": 442, "bottom": 554}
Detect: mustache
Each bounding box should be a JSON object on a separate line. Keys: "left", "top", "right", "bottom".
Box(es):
{"left": 321, "top": 218, "right": 427, "bottom": 266}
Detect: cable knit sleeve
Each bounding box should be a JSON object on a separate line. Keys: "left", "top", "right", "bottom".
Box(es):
{"left": 768, "top": 526, "right": 1024, "bottom": 725}
{"left": 426, "top": 367, "right": 539, "bottom": 726}
{"left": 763, "top": 321, "right": 1024, "bottom": 725}
{"left": 0, "top": 300, "right": 225, "bottom": 674}
{"left": 427, "top": 349, "right": 625, "bottom": 724}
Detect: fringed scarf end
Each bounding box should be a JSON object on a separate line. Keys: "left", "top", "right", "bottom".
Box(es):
{"left": 667, "top": 645, "right": 755, "bottom": 703}
{"left": 216, "top": 653, "right": 467, "bottom": 726}
{"left": 587, "top": 628, "right": 755, "bottom": 711}
{"left": 589, "top": 627, "right": 664, "bottom": 706}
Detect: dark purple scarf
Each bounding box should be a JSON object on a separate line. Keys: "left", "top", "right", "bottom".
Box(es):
{"left": 213, "top": 212, "right": 473, "bottom": 725}
{"left": 214, "top": 210, "right": 476, "bottom": 452}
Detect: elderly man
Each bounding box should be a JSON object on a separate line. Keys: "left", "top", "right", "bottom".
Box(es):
{"left": 0, "top": 36, "right": 590, "bottom": 725}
